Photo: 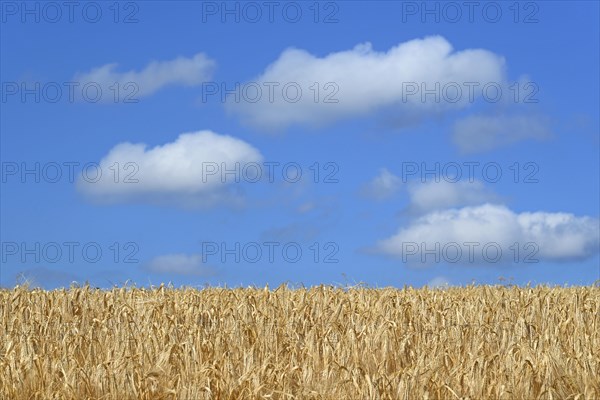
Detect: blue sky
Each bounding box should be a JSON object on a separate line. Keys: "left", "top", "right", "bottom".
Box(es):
{"left": 1, "top": 1, "right": 599, "bottom": 289}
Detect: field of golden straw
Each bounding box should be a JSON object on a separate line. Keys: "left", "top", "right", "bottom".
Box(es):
{"left": 1, "top": 284, "right": 599, "bottom": 399}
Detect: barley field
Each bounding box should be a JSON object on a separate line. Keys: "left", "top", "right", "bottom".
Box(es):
{"left": 0, "top": 285, "right": 598, "bottom": 399}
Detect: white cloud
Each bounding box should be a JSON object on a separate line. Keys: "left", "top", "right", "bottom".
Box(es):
{"left": 377, "top": 204, "right": 599, "bottom": 265}
{"left": 143, "top": 254, "right": 215, "bottom": 276}
{"left": 407, "top": 180, "right": 501, "bottom": 214}
{"left": 427, "top": 276, "right": 451, "bottom": 289}
{"left": 361, "top": 168, "right": 402, "bottom": 200}
{"left": 77, "top": 130, "right": 263, "bottom": 207}
{"left": 226, "top": 36, "right": 506, "bottom": 130}
{"left": 453, "top": 113, "right": 552, "bottom": 154}
{"left": 74, "top": 53, "right": 215, "bottom": 99}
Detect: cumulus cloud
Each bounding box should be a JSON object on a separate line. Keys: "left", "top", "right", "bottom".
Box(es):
{"left": 376, "top": 204, "right": 600, "bottom": 266}
{"left": 77, "top": 130, "right": 263, "bottom": 207}
{"left": 226, "top": 36, "right": 506, "bottom": 130}
{"left": 406, "top": 180, "right": 501, "bottom": 214}
{"left": 453, "top": 113, "right": 552, "bottom": 154}
{"left": 143, "top": 254, "right": 216, "bottom": 276}
{"left": 361, "top": 168, "right": 402, "bottom": 200}
{"left": 74, "top": 53, "right": 215, "bottom": 99}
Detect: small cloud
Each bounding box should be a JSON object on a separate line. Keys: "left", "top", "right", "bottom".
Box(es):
{"left": 361, "top": 168, "right": 402, "bottom": 201}
{"left": 74, "top": 53, "right": 215, "bottom": 99}
{"left": 427, "top": 276, "right": 451, "bottom": 288}
{"left": 77, "top": 130, "right": 263, "bottom": 208}
{"left": 297, "top": 202, "right": 316, "bottom": 214}
{"left": 452, "top": 113, "right": 552, "bottom": 154}
{"left": 143, "top": 254, "right": 216, "bottom": 276}
{"left": 260, "top": 222, "right": 321, "bottom": 243}
{"left": 406, "top": 180, "right": 501, "bottom": 214}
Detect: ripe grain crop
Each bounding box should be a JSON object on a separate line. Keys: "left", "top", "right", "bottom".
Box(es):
{"left": 0, "top": 285, "right": 598, "bottom": 399}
